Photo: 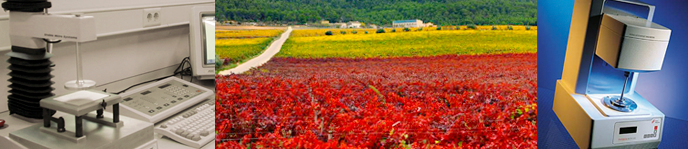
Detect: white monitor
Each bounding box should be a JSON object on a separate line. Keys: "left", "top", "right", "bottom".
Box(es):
{"left": 189, "top": 6, "right": 215, "bottom": 80}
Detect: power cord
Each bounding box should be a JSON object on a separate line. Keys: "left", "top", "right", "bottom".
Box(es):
{"left": 110, "top": 57, "right": 194, "bottom": 94}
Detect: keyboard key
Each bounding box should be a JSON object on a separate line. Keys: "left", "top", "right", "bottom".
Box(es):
{"left": 200, "top": 131, "right": 209, "bottom": 136}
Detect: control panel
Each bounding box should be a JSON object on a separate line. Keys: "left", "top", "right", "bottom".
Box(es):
{"left": 613, "top": 118, "right": 662, "bottom": 144}
{"left": 112, "top": 77, "right": 214, "bottom": 123}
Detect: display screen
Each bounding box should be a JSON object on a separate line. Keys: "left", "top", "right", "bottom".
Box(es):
{"left": 201, "top": 15, "right": 215, "bottom": 65}
{"left": 620, "top": 127, "right": 637, "bottom": 134}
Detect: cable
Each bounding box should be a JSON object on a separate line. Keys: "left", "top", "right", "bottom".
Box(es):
{"left": 42, "top": 38, "right": 62, "bottom": 43}
{"left": 111, "top": 57, "right": 193, "bottom": 94}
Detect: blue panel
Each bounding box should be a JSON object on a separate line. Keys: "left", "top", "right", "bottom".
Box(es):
{"left": 586, "top": 55, "right": 633, "bottom": 94}
{"left": 538, "top": 0, "right": 688, "bottom": 148}
{"left": 537, "top": 0, "right": 574, "bottom": 91}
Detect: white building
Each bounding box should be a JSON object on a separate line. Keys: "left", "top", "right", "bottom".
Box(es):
{"left": 393, "top": 19, "right": 423, "bottom": 28}
{"left": 424, "top": 22, "right": 435, "bottom": 27}
{"left": 347, "top": 21, "right": 362, "bottom": 28}
{"left": 332, "top": 23, "right": 347, "bottom": 28}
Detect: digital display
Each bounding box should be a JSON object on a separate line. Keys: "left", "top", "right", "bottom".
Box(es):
{"left": 201, "top": 15, "right": 215, "bottom": 65}
{"left": 620, "top": 127, "right": 637, "bottom": 134}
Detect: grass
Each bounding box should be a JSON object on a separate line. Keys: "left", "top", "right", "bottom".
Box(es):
{"left": 215, "top": 29, "right": 284, "bottom": 73}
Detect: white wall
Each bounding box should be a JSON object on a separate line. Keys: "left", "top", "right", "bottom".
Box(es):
{"left": 0, "top": 0, "right": 214, "bottom": 113}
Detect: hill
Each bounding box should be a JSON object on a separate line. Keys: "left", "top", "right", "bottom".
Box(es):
{"left": 216, "top": 0, "right": 537, "bottom": 26}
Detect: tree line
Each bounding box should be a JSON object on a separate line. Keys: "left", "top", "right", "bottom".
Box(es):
{"left": 216, "top": 0, "right": 537, "bottom": 26}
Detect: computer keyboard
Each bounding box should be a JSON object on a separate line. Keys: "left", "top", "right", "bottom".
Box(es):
{"left": 155, "top": 99, "right": 214, "bottom": 148}
{"left": 113, "top": 77, "right": 215, "bottom": 148}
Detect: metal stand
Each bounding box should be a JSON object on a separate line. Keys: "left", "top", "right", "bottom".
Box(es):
{"left": 603, "top": 71, "right": 638, "bottom": 112}
{"left": 42, "top": 103, "right": 121, "bottom": 137}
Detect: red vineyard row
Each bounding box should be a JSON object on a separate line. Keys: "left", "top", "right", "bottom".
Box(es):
{"left": 216, "top": 53, "right": 537, "bottom": 148}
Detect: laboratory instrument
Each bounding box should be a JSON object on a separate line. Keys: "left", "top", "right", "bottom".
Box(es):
{"left": 113, "top": 77, "right": 214, "bottom": 148}
{"left": 188, "top": 6, "right": 215, "bottom": 80}
{"left": 552, "top": 0, "right": 670, "bottom": 148}
{"left": 3, "top": 0, "right": 96, "bottom": 120}
{"left": 2, "top": 1, "right": 214, "bottom": 148}
{"left": 2, "top": 0, "right": 157, "bottom": 148}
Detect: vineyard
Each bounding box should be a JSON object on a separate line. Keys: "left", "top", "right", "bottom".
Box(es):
{"left": 216, "top": 29, "right": 284, "bottom": 72}
{"left": 216, "top": 28, "right": 537, "bottom": 148}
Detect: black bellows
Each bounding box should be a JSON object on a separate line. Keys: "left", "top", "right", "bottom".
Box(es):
{"left": 7, "top": 51, "right": 56, "bottom": 119}
{"left": 3, "top": 0, "right": 56, "bottom": 119}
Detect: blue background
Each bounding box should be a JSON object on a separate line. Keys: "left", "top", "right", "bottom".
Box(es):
{"left": 538, "top": 0, "right": 688, "bottom": 148}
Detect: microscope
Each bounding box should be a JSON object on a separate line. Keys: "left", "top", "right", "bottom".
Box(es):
{"left": 2, "top": 0, "right": 155, "bottom": 148}
{"left": 553, "top": 0, "right": 670, "bottom": 148}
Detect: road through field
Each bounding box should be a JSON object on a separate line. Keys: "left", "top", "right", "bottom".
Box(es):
{"left": 218, "top": 27, "right": 292, "bottom": 75}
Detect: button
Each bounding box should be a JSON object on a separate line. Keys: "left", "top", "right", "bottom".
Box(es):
{"left": 0, "top": 119, "right": 5, "bottom": 127}
{"left": 184, "top": 95, "right": 190, "bottom": 98}
{"left": 186, "top": 133, "right": 194, "bottom": 139}
{"left": 176, "top": 130, "right": 184, "bottom": 135}
{"left": 183, "top": 85, "right": 188, "bottom": 87}
{"left": 187, "top": 134, "right": 197, "bottom": 139}
{"left": 171, "top": 100, "right": 176, "bottom": 103}
{"left": 148, "top": 110, "right": 155, "bottom": 113}
{"left": 200, "top": 130, "right": 209, "bottom": 136}
{"left": 156, "top": 107, "right": 162, "bottom": 110}
{"left": 192, "top": 135, "right": 201, "bottom": 141}
{"left": 163, "top": 103, "right": 169, "bottom": 106}
{"left": 178, "top": 98, "right": 183, "bottom": 100}
{"left": 655, "top": 126, "right": 658, "bottom": 130}
{"left": 160, "top": 124, "right": 167, "bottom": 128}
{"left": 181, "top": 131, "right": 189, "bottom": 137}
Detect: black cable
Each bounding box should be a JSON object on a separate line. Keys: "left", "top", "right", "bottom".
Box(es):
{"left": 42, "top": 39, "right": 62, "bottom": 43}
{"left": 183, "top": 57, "right": 193, "bottom": 83}
{"left": 111, "top": 57, "right": 193, "bottom": 94}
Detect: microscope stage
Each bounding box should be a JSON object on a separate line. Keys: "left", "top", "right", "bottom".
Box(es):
{"left": 586, "top": 94, "right": 657, "bottom": 117}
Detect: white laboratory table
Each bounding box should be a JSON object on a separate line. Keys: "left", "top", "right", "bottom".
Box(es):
{"left": 0, "top": 76, "right": 215, "bottom": 149}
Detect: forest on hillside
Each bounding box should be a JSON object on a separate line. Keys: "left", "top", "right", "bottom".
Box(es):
{"left": 216, "top": 0, "right": 537, "bottom": 26}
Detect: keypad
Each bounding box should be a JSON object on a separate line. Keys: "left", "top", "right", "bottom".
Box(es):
{"left": 121, "top": 81, "right": 205, "bottom": 116}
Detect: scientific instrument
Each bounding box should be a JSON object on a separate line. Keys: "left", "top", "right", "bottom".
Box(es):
{"left": 188, "top": 6, "right": 215, "bottom": 80}
{"left": 552, "top": 0, "right": 670, "bottom": 148}
{"left": 3, "top": 0, "right": 97, "bottom": 120}
{"left": 2, "top": 0, "right": 156, "bottom": 148}
{"left": 113, "top": 77, "right": 215, "bottom": 148}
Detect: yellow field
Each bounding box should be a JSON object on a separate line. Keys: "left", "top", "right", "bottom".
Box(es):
{"left": 216, "top": 38, "right": 273, "bottom": 46}
{"left": 279, "top": 29, "right": 537, "bottom": 58}
{"left": 216, "top": 29, "right": 284, "bottom": 72}
{"left": 216, "top": 29, "right": 284, "bottom": 38}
